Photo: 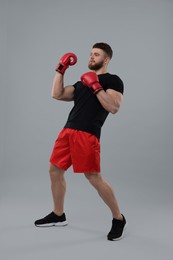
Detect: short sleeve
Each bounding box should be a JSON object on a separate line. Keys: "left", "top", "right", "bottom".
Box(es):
{"left": 107, "top": 75, "right": 124, "bottom": 94}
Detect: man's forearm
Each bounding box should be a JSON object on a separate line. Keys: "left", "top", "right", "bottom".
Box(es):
{"left": 96, "top": 90, "right": 122, "bottom": 114}
{"left": 51, "top": 72, "right": 64, "bottom": 99}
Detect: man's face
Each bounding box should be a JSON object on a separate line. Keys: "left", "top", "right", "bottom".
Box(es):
{"left": 88, "top": 48, "right": 107, "bottom": 70}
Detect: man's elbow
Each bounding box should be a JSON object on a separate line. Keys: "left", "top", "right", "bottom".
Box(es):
{"left": 110, "top": 108, "right": 118, "bottom": 114}
{"left": 52, "top": 95, "right": 58, "bottom": 100}
{"left": 110, "top": 104, "right": 120, "bottom": 114}
{"left": 51, "top": 92, "right": 62, "bottom": 100}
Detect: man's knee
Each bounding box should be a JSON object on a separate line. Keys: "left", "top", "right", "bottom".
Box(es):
{"left": 49, "top": 163, "right": 64, "bottom": 180}
{"left": 84, "top": 172, "right": 101, "bottom": 187}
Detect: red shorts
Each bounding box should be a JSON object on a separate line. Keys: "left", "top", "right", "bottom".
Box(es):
{"left": 49, "top": 128, "right": 100, "bottom": 173}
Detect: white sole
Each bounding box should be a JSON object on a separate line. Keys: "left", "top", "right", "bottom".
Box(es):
{"left": 35, "top": 221, "right": 68, "bottom": 227}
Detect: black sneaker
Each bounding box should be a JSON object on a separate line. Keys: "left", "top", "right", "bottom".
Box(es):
{"left": 107, "top": 214, "right": 127, "bottom": 241}
{"left": 34, "top": 212, "right": 68, "bottom": 227}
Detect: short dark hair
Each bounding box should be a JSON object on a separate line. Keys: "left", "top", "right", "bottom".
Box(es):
{"left": 92, "top": 42, "right": 113, "bottom": 59}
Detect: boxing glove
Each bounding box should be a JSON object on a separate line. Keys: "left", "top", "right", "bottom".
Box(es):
{"left": 81, "top": 72, "right": 103, "bottom": 94}
{"left": 55, "top": 53, "right": 77, "bottom": 74}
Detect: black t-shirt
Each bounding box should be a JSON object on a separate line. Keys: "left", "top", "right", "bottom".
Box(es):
{"left": 64, "top": 73, "right": 124, "bottom": 139}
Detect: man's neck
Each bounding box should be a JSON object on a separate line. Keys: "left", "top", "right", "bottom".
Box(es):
{"left": 94, "top": 67, "right": 108, "bottom": 75}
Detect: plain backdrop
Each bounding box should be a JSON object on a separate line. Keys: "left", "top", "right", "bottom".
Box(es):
{"left": 0, "top": 0, "right": 173, "bottom": 260}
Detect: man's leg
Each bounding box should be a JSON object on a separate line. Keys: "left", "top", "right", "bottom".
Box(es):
{"left": 84, "top": 172, "right": 127, "bottom": 240}
{"left": 34, "top": 163, "right": 67, "bottom": 227}
{"left": 49, "top": 163, "right": 66, "bottom": 216}
{"left": 84, "top": 172, "right": 122, "bottom": 220}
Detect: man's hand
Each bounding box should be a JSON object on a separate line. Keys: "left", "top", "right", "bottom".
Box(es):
{"left": 56, "top": 53, "right": 77, "bottom": 75}
{"left": 80, "top": 72, "right": 103, "bottom": 94}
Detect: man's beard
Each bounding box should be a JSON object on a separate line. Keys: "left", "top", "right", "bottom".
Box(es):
{"left": 88, "top": 60, "right": 104, "bottom": 70}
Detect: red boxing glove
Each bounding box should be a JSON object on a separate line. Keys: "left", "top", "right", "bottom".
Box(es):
{"left": 55, "top": 53, "right": 77, "bottom": 74}
{"left": 80, "top": 72, "right": 103, "bottom": 94}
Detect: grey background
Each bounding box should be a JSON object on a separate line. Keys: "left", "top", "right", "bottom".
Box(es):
{"left": 0, "top": 0, "right": 173, "bottom": 259}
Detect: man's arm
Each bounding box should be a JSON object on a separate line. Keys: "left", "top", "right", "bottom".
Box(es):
{"left": 80, "top": 71, "right": 123, "bottom": 114}
{"left": 52, "top": 52, "right": 77, "bottom": 101}
{"left": 52, "top": 72, "right": 75, "bottom": 101}
{"left": 96, "top": 89, "right": 123, "bottom": 114}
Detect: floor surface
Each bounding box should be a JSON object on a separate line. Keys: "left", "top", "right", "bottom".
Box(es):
{"left": 1, "top": 176, "right": 172, "bottom": 260}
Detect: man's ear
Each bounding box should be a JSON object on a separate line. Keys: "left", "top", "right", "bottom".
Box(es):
{"left": 105, "top": 56, "right": 110, "bottom": 65}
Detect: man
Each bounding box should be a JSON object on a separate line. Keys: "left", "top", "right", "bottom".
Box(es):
{"left": 35, "top": 42, "right": 127, "bottom": 241}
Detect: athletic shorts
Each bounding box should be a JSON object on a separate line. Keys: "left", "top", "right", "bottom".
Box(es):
{"left": 49, "top": 128, "right": 100, "bottom": 173}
